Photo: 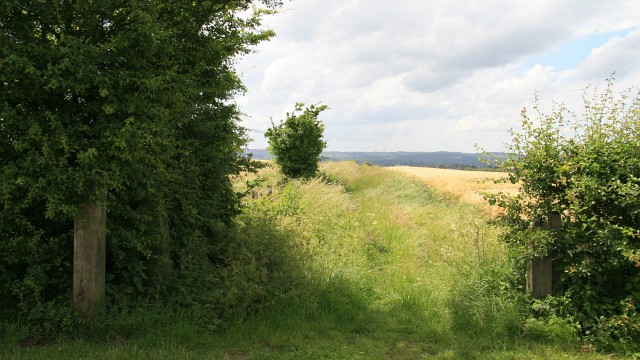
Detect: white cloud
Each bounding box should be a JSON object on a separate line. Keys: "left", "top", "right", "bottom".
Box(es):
{"left": 236, "top": 0, "right": 640, "bottom": 152}
{"left": 578, "top": 29, "right": 640, "bottom": 80}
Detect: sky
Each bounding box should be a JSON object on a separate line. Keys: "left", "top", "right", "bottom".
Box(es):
{"left": 236, "top": 0, "right": 640, "bottom": 153}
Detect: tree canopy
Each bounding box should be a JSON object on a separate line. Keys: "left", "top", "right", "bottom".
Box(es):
{"left": 0, "top": 0, "right": 279, "bottom": 318}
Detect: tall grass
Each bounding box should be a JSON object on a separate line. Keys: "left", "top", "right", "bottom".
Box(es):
{"left": 2, "top": 162, "right": 615, "bottom": 359}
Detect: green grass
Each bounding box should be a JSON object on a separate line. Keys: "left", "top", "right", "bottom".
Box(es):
{"left": 1, "top": 162, "right": 621, "bottom": 359}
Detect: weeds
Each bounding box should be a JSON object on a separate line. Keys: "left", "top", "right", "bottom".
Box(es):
{"left": 2, "top": 162, "right": 618, "bottom": 359}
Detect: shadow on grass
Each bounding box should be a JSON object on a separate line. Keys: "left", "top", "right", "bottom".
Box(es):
{"left": 218, "top": 274, "right": 450, "bottom": 359}
{"left": 219, "top": 271, "right": 587, "bottom": 360}
{"left": 1, "top": 165, "right": 606, "bottom": 359}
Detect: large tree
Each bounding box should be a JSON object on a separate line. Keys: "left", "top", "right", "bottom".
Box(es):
{"left": 0, "top": 0, "right": 279, "bottom": 317}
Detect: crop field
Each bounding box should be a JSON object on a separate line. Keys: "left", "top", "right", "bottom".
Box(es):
{"left": 387, "top": 166, "right": 519, "bottom": 216}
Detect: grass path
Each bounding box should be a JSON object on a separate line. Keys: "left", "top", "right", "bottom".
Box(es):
{"left": 1, "top": 162, "right": 618, "bottom": 359}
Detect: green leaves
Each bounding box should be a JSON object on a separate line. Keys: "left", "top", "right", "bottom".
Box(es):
{"left": 489, "top": 77, "right": 640, "bottom": 352}
{"left": 266, "top": 103, "right": 329, "bottom": 179}
{"left": 1, "top": 0, "right": 279, "bottom": 324}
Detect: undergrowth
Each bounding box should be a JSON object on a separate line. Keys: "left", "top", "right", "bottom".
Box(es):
{"left": 2, "top": 162, "right": 618, "bottom": 359}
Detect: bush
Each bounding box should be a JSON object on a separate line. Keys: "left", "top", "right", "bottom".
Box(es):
{"left": 265, "top": 103, "right": 328, "bottom": 178}
{"left": 484, "top": 77, "right": 640, "bottom": 353}
{"left": 0, "top": 0, "right": 278, "bottom": 336}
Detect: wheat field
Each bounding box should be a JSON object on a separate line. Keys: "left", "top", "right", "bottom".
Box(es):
{"left": 387, "top": 166, "right": 519, "bottom": 215}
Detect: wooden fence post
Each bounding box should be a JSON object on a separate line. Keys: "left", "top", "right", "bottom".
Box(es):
{"left": 73, "top": 201, "right": 107, "bottom": 318}
{"left": 547, "top": 212, "right": 563, "bottom": 292}
{"left": 526, "top": 255, "right": 553, "bottom": 298}
{"left": 526, "top": 211, "right": 561, "bottom": 299}
{"left": 149, "top": 212, "right": 173, "bottom": 286}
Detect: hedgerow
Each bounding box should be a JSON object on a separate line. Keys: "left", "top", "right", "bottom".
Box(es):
{"left": 485, "top": 77, "right": 640, "bottom": 354}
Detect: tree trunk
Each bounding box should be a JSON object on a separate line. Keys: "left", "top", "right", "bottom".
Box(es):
{"left": 73, "top": 201, "right": 107, "bottom": 318}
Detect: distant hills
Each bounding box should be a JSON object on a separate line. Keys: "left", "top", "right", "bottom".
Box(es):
{"left": 246, "top": 149, "right": 502, "bottom": 169}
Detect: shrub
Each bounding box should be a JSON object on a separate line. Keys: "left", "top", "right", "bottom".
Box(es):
{"left": 485, "top": 77, "right": 640, "bottom": 353}
{"left": 265, "top": 103, "right": 328, "bottom": 178}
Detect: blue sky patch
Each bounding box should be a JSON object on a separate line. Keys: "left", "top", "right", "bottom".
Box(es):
{"left": 519, "top": 28, "right": 633, "bottom": 72}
